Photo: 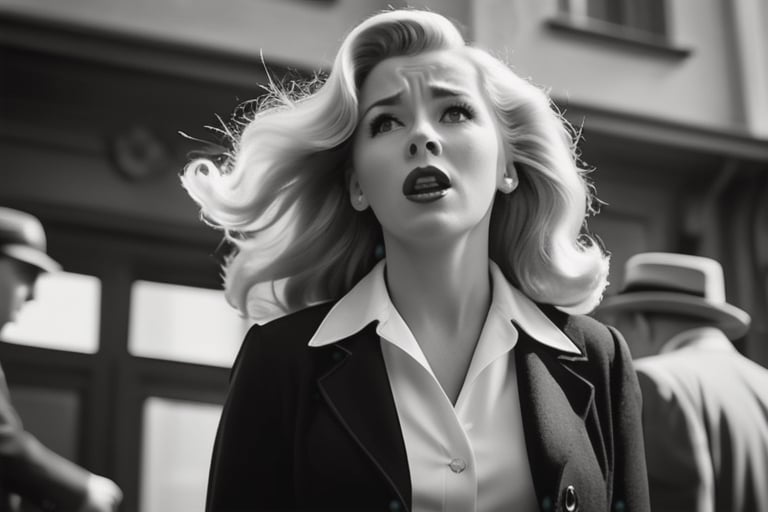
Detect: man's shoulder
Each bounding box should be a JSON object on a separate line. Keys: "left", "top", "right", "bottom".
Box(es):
{"left": 633, "top": 352, "right": 712, "bottom": 403}
{"left": 636, "top": 348, "right": 717, "bottom": 373}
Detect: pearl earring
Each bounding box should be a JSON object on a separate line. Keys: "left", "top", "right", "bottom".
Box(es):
{"left": 500, "top": 175, "right": 517, "bottom": 194}
{"left": 352, "top": 192, "right": 367, "bottom": 210}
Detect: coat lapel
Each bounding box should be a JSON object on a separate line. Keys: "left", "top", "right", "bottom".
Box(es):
{"left": 312, "top": 305, "right": 609, "bottom": 511}
{"left": 316, "top": 323, "right": 412, "bottom": 511}
{"left": 515, "top": 315, "right": 609, "bottom": 510}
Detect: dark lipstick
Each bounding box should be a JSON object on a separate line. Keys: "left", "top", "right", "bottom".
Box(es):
{"left": 402, "top": 166, "right": 452, "bottom": 203}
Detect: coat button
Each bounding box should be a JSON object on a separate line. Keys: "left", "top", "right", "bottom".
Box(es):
{"left": 388, "top": 499, "right": 402, "bottom": 511}
{"left": 562, "top": 485, "right": 578, "bottom": 511}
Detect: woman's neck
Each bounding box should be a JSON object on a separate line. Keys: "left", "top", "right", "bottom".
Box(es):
{"left": 382, "top": 226, "right": 492, "bottom": 344}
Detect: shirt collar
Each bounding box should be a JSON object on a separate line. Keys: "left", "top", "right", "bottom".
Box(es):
{"left": 308, "top": 260, "right": 581, "bottom": 356}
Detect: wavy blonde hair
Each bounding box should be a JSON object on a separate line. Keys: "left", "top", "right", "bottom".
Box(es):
{"left": 181, "top": 9, "right": 609, "bottom": 320}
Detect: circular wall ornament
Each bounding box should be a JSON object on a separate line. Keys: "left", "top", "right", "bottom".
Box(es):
{"left": 110, "top": 126, "right": 171, "bottom": 181}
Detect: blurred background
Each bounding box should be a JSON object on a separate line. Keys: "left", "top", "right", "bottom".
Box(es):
{"left": 1, "top": 0, "right": 767, "bottom": 510}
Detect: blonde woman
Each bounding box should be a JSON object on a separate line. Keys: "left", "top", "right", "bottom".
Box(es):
{"left": 183, "top": 9, "right": 649, "bottom": 512}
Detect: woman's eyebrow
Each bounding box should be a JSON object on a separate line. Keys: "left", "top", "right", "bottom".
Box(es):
{"left": 361, "top": 91, "right": 403, "bottom": 117}
{"left": 430, "top": 84, "right": 468, "bottom": 98}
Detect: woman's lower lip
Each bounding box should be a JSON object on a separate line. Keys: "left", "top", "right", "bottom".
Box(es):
{"left": 404, "top": 189, "right": 449, "bottom": 203}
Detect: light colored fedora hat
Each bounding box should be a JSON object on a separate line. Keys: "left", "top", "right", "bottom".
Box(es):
{"left": 598, "top": 252, "right": 751, "bottom": 339}
{"left": 0, "top": 207, "right": 61, "bottom": 273}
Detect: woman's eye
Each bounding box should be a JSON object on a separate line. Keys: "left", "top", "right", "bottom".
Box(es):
{"left": 440, "top": 105, "right": 474, "bottom": 124}
{"left": 370, "top": 115, "right": 402, "bottom": 136}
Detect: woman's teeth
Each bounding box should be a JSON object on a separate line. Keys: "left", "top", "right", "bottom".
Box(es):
{"left": 408, "top": 189, "right": 448, "bottom": 202}
{"left": 403, "top": 166, "right": 452, "bottom": 203}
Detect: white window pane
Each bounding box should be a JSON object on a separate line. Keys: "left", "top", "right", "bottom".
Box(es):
{"left": 140, "top": 397, "right": 221, "bottom": 512}
{"left": 0, "top": 271, "right": 101, "bottom": 353}
{"left": 128, "top": 281, "right": 249, "bottom": 367}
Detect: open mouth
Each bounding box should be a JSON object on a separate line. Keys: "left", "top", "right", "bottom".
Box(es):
{"left": 402, "top": 166, "right": 452, "bottom": 203}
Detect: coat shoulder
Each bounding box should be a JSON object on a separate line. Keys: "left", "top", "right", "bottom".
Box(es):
{"left": 569, "top": 313, "right": 620, "bottom": 362}
{"left": 538, "top": 304, "right": 621, "bottom": 363}
{"left": 232, "top": 302, "right": 334, "bottom": 373}
{"left": 256, "top": 302, "right": 333, "bottom": 345}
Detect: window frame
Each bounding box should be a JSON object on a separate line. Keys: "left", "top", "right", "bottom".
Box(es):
{"left": 551, "top": 0, "right": 691, "bottom": 57}
{"left": 0, "top": 215, "right": 231, "bottom": 512}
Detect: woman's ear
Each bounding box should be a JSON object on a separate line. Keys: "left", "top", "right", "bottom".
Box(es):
{"left": 348, "top": 171, "right": 370, "bottom": 211}
{"left": 498, "top": 162, "right": 519, "bottom": 194}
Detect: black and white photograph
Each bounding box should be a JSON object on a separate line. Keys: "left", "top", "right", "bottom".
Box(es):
{"left": 1, "top": 1, "right": 767, "bottom": 511}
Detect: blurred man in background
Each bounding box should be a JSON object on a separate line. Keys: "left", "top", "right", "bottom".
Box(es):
{"left": 597, "top": 252, "right": 768, "bottom": 512}
{"left": 0, "top": 207, "right": 122, "bottom": 512}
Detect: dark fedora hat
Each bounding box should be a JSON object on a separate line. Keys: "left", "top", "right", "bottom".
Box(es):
{"left": 0, "top": 207, "right": 61, "bottom": 273}
{"left": 598, "top": 252, "right": 750, "bottom": 339}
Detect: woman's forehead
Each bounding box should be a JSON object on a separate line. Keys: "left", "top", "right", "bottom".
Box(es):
{"left": 359, "top": 50, "right": 479, "bottom": 106}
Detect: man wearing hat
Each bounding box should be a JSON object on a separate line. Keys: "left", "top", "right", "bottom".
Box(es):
{"left": 597, "top": 252, "right": 768, "bottom": 512}
{"left": 0, "top": 207, "right": 123, "bottom": 512}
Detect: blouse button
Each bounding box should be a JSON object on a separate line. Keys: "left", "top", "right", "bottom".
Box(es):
{"left": 448, "top": 458, "right": 467, "bottom": 473}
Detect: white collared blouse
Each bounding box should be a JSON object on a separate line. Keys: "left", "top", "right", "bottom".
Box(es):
{"left": 308, "top": 260, "right": 581, "bottom": 512}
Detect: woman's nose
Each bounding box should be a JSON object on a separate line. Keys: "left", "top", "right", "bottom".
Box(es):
{"left": 407, "top": 136, "right": 442, "bottom": 158}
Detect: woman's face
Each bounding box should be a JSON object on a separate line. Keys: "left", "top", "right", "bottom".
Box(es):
{"left": 351, "top": 49, "right": 507, "bottom": 246}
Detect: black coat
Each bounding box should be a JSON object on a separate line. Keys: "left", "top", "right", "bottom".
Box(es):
{"left": 207, "top": 302, "right": 650, "bottom": 512}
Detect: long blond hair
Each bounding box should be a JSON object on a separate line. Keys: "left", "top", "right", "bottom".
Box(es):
{"left": 181, "top": 9, "right": 608, "bottom": 321}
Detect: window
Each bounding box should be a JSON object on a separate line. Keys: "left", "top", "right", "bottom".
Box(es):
{"left": 128, "top": 280, "right": 248, "bottom": 367}
{"left": 559, "top": 0, "right": 667, "bottom": 36}
{"left": 552, "top": 0, "right": 690, "bottom": 57}
{"left": 139, "top": 397, "right": 222, "bottom": 512}
{"left": 0, "top": 271, "right": 101, "bottom": 353}
{"left": 0, "top": 225, "right": 232, "bottom": 512}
